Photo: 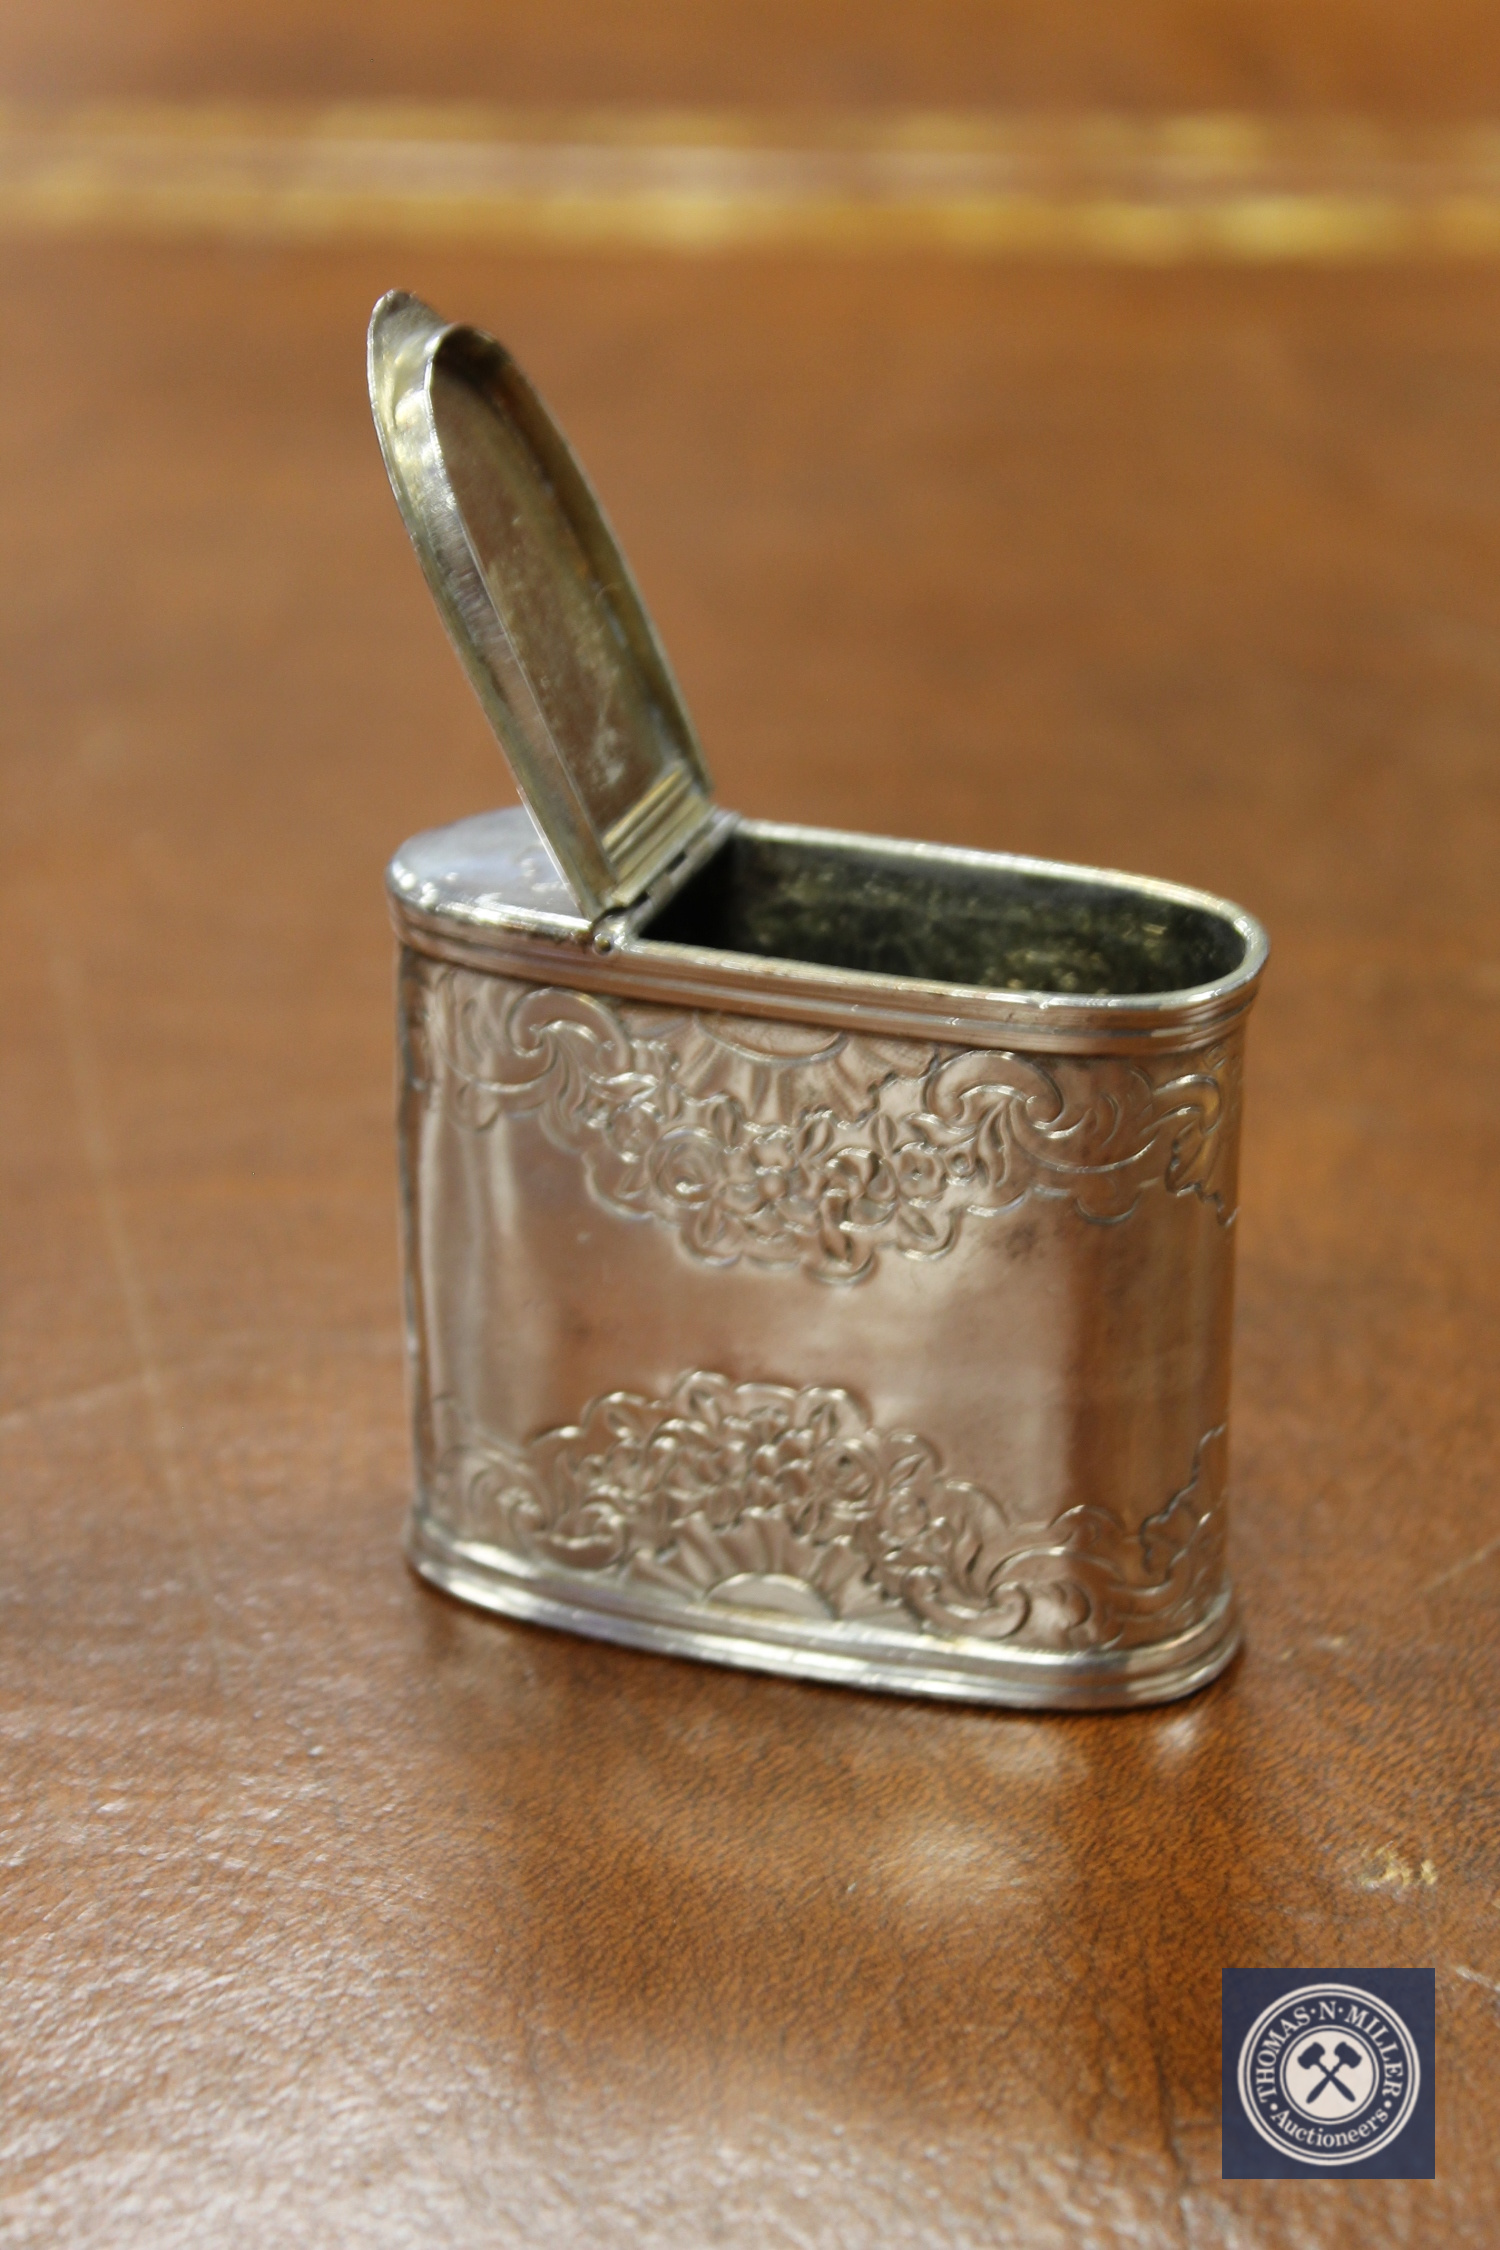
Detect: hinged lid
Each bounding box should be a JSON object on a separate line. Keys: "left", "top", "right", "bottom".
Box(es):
{"left": 368, "top": 290, "right": 717, "bottom": 920}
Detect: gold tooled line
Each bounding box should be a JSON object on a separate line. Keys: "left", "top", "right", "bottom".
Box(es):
{"left": 4, "top": 104, "right": 1500, "bottom": 259}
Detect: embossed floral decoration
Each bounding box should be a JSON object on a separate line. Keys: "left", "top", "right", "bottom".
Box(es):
{"left": 432, "top": 1371, "right": 1228, "bottom": 1654}
{"left": 405, "top": 962, "right": 1239, "bottom": 1282}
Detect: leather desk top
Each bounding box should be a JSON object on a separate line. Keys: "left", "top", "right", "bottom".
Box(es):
{"left": 3, "top": 86, "right": 1498, "bottom": 2244}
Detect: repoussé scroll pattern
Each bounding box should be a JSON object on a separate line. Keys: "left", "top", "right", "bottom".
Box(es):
{"left": 403, "top": 958, "right": 1239, "bottom": 1283}
{"left": 428, "top": 1370, "right": 1228, "bottom": 1655}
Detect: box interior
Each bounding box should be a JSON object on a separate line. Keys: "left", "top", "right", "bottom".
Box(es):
{"left": 643, "top": 829, "right": 1246, "bottom": 997}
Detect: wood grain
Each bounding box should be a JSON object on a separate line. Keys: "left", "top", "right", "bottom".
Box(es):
{"left": 3, "top": 231, "right": 1498, "bottom": 2242}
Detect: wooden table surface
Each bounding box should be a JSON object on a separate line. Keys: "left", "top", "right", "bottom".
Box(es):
{"left": 4, "top": 11, "right": 1500, "bottom": 2247}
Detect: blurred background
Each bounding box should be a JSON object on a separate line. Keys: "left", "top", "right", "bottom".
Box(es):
{"left": 4, "top": 7, "right": 1500, "bottom": 2247}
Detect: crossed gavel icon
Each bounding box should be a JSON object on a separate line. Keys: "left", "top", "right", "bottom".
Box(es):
{"left": 1296, "top": 2038, "right": 1363, "bottom": 2102}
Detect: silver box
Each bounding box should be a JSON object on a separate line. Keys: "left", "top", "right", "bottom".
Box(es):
{"left": 372, "top": 292, "right": 1267, "bottom": 1709}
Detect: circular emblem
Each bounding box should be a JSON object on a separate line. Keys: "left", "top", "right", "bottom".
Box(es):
{"left": 1236, "top": 1984, "right": 1420, "bottom": 2166}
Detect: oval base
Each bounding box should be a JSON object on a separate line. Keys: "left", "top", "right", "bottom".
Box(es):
{"left": 407, "top": 1514, "right": 1242, "bottom": 1711}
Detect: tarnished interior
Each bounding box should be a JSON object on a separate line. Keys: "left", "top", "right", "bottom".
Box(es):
{"left": 644, "top": 827, "right": 1247, "bottom": 997}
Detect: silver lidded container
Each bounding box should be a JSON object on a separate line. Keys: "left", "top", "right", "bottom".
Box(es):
{"left": 370, "top": 291, "right": 1268, "bottom": 1710}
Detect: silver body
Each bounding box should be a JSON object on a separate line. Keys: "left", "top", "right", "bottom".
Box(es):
{"left": 391, "top": 805, "right": 1266, "bottom": 1708}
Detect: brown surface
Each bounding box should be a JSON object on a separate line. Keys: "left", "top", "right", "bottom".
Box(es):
{"left": 12, "top": 0, "right": 1500, "bottom": 115}
{"left": 4, "top": 232, "right": 1500, "bottom": 2242}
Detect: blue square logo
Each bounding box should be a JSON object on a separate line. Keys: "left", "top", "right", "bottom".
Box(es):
{"left": 1222, "top": 1969, "right": 1435, "bottom": 2178}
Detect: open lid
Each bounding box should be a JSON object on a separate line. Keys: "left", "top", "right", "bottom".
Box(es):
{"left": 368, "top": 291, "right": 717, "bottom": 920}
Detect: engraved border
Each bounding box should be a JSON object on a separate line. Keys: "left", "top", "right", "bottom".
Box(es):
{"left": 426, "top": 1370, "right": 1229, "bottom": 1657}
{"left": 404, "top": 958, "right": 1241, "bottom": 1282}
